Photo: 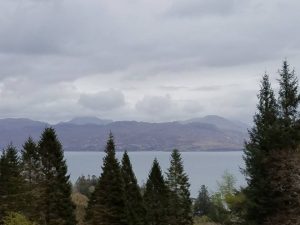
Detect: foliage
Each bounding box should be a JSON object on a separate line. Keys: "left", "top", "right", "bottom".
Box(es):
{"left": 121, "top": 151, "right": 146, "bottom": 225}
{"left": 144, "top": 158, "right": 170, "bottom": 225}
{"left": 243, "top": 61, "right": 300, "bottom": 224}
{"left": 0, "top": 145, "right": 26, "bottom": 221}
{"left": 74, "top": 175, "right": 98, "bottom": 198}
{"left": 2, "top": 212, "right": 36, "bottom": 225}
{"left": 72, "top": 192, "right": 89, "bottom": 225}
{"left": 21, "top": 137, "right": 42, "bottom": 221}
{"left": 194, "top": 185, "right": 211, "bottom": 217}
{"left": 86, "top": 133, "right": 127, "bottom": 225}
{"left": 38, "top": 127, "right": 76, "bottom": 225}
{"left": 166, "top": 149, "right": 193, "bottom": 225}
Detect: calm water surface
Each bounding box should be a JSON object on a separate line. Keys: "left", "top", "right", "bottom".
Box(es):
{"left": 65, "top": 151, "right": 246, "bottom": 197}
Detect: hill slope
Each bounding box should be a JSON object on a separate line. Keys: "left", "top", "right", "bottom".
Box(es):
{"left": 0, "top": 116, "right": 249, "bottom": 151}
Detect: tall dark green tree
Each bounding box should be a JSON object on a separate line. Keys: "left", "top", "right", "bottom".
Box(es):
{"left": 21, "top": 137, "right": 42, "bottom": 221}
{"left": 0, "top": 145, "right": 26, "bottom": 222}
{"left": 263, "top": 61, "right": 300, "bottom": 224}
{"left": 38, "top": 127, "right": 76, "bottom": 225}
{"left": 277, "top": 60, "right": 300, "bottom": 148}
{"left": 86, "top": 133, "right": 127, "bottom": 225}
{"left": 166, "top": 149, "right": 192, "bottom": 225}
{"left": 121, "top": 151, "right": 146, "bottom": 225}
{"left": 144, "top": 158, "right": 170, "bottom": 225}
{"left": 243, "top": 73, "right": 279, "bottom": 224}
{"left": 194, "top": 185, "right": 211, "bottom": 217}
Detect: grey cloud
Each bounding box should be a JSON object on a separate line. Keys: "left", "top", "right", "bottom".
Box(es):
{"left": 78, "top": 89, "right": 126, "bottom": 111}
{"left": 0, "top": 0, "right": 299, "bottom": 123}
{"left": 166, "top": 0, "right": 245, "bottom": 18}
{"left": 135, "top": 95, "right": 175, "bottom": 116}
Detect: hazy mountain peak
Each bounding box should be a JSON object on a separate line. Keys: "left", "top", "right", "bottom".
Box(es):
{"left": 67, "top": 117, "right": 113, "bottom": 125}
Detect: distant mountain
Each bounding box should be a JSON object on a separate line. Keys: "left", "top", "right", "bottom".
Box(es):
{"left": 0, "top": 116, "right": 249, "bottom": 152}
{"left": 65, "top": 117, "right": 113, "bottom": 125}
{"left": 182, "top": 115, "right": 249, "bottom": 132}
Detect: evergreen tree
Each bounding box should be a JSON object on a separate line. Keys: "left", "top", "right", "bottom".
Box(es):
{"left": 263, "top": 61, "right": 300, "bottom": 224}
{"left": 86, "top": 133, "right": 127, "bottom": 225}
{"left": 0, "top": 145, "right": 26, "bottom": 221}
{"left": 38, "top": 127, "right": 76, "bottom": 225}
{"left": 277, "top": 60, "right": 300, "bottom": 148}
{"left": 243, "top": 74, "right": 279, "bottom": 224}
{"left": 194, "top": 185, "right": 211, "bottom": 217}
{"left": 166, "top": 149, "right": 192, "bottom": 225}
{"left": 121, "top": 151, "right": 146, "bottom": 225}
{"left": 21, "top": 137, "right": 42, "bottom": 221}
{"left": 144, "top": 158, "right": 169, "bottom": 225}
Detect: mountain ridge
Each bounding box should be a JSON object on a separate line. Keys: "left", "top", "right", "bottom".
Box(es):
{"left": 0, "top": 115, "right": 249, "bottom": 152}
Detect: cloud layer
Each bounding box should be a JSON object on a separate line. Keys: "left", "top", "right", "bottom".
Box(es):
{"left": 0, "top": 0, "right": 299, "bottom": 124}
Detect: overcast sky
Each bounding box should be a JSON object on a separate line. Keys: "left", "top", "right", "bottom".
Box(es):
{"left": 0, "top": 0, "right": 299, "bottom": 124}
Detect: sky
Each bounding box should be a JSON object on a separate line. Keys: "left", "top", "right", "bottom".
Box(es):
{"left": 0, "top": 0, "right": 300, "bottom": 124}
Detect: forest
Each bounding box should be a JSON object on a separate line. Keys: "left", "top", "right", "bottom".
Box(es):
{"left": 0, "top": 61, "right": 300, "bottom": 225}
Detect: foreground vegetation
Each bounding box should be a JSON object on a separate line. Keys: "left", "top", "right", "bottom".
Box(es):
{"left": 0, "top": 60, "right": 300, "bottom": 225}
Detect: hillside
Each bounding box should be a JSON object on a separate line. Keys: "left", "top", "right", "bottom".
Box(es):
{"left": 0, "top": 116, "right": 248, "bottom": 151}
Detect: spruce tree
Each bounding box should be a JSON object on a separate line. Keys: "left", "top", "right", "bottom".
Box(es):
{"left": 86, "top": 133, "right": 127, "bottom": 225}
{"left": 144, "top": 158, "right": 170, "bottom": 225}
{"left": 194, "top": 185, "right": 211, "bottom": 217}
{"left": 0, "top": 145, "right": 26, "bottom": 221}
{"left": 166, "top": 149, "right": 193, "bottom": 225}
{"left": 277, "top": 60, "right": 300, "bottom": 148}
{"left": 38, "top": 127, "right": 76, "bottom": 225}
{"left": 21, "top": 137, "right": 42, "bottom": 221}
{"left": 263, "top": 61, "right": 300, "bottom": 224}
{"left": 243, "top": 74, "right": 279, "bottom": 224}
{"left": 121, "top": 151, "right": 146, "bottom": 225}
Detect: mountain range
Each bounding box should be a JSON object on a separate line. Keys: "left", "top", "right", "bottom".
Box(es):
{"left": 0, "top": 115, "right": 249, "bottom": 152}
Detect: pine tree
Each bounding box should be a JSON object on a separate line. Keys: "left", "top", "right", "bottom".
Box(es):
{"left": 194, "top": 185, "right": 211, "bottom": 217}
{"left": 38, "top": 127, "right": 76, "bottom": 225}
{"left": 86, "top": 133, "right": 127, "bottom": 225}
{"left": 243, "top": 74, "right": 279, "bottom": 224}
{"left": 263, "top": 61, "right": 300, "bottom": 224}
{"left": 0, "top": 145, "right": 26, "bottom": 221}
{"left": 121, "top": 151, "right": 146, "bottom": 225}
{"left": 144, "top": 158, "right": 170, "bottom": 225}
{"left": 166, "top": 149, "right": 192, "bottom": 225}
{"left": 277, "top": 60, "right": 300, "bottom": 148}
{"left": 21, "top": 137, "right": 42, "bottom": 221}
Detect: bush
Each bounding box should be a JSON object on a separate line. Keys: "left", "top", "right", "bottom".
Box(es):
{"left": 2, "top": 212, "right": 36, "bottom": 225}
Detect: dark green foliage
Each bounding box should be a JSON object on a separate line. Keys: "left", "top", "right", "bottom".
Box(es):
{"left": 277, "top": 60, "right": 300, "bottom": 149}
{"left": 74, "top": 175, "right": 98, "bottom": 198}
{"left": 86, "top": 133, "right": 127, "bottom": 225}
{"left": 243, "top": 61, "right": 300, "bottom": 224}
{"left": 0, "top": 145, "right": 26, "bottom": 221}
{"left": 121, "top": 151, "right": 146, "bottom": 225}
{"left": 278, "top": 60, "right": 300, "bottom": 123}
{"left": 166, "top": 149, "right": 193, "bottom": 225}
{"left": 194, "top": 185, "right": 211, "bottom": 217}
{"left": 243, "top": 74, "right": 279, "bottom": 224}
{"left": 144, "top": 159, "right": 170, "bottom": 225}
{"left": 38, "top": 127, "right": 76, "bottom": 225}
{"left": 21, "top": 137, "right": 42, "bottom": 221}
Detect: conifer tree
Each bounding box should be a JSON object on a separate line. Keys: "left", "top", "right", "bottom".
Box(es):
{"left": 194, "top": 185, "right": 211, "bottom": 217}
{"left": 21, "top": 137, "right": 42, "bottom": 221}
{"left": 277, "top": 60, "right": 300, "bottom": 148}
{"left": 144, "top": 159, "right": 170, "bottom": 225}
{"left": 263, "top": 61, "right": 300, "bottom": 224}
{"left": 86, "top": 133, "right": 127, "bottom": 225}
{"left": 243, "top": 74, "right": 279, "bottom": 224}
{"left": 166, "top": 149, "right": 192, "bottom": 225}
{"left": 121, "top": 151, "right": 146, "bottom": 225}
{"left": 38, "top": 127, "right": 76, "bottom": 225}
{"left": 0, "top": 145, "right": 26, "bottom": 221}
